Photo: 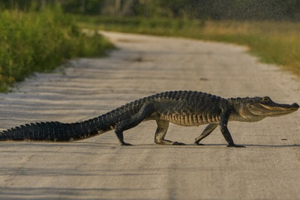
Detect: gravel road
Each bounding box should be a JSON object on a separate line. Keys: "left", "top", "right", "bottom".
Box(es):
{"left": 1, "top": 32, "right": 300, "bottom": 200}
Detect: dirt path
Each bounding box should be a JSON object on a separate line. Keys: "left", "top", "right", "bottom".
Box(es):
{"left": 1, "top": 32, "right": 300, "bottom": 200}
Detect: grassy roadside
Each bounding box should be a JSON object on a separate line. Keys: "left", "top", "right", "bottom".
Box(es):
{"left": 77, "top": 16, "right": 300, "bottom": 76}
{"left": 0, "top": 7, "right": 114, "bottom": 92}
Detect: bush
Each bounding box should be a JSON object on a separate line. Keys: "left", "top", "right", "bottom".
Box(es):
{"left": 0, "top": 5, "right": 113, "bottom": 92}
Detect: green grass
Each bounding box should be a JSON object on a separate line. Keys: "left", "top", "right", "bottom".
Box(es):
{"left": 77, "top": 16, "right": 300, "bottom": 76}
{"left": 0, "top": 7, "right": 114, "bottom": 92}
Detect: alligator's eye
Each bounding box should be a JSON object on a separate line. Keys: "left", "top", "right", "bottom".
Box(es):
{"left": 261, "top": 96, "right": 271, "bottom": 102}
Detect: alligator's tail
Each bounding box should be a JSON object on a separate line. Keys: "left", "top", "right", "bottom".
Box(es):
{"left": 0, "top": 116, "right": 113, "bottom": 141}
{"left": 0, "top": 93, "right": 150, "bottom": 142}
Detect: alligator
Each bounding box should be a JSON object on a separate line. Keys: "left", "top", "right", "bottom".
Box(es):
{"left": 0, "top": 91, "right": 299, "bottom": 147}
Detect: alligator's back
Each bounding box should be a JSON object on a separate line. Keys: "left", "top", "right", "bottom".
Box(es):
{"left": 150, "top": 91, "right": 224, "bottom": 126}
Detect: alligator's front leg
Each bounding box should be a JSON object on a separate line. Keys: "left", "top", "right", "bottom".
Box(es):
{"left": 154, "top": 119, "right": 185, "bottom": 145}
{"left": 220, "top": 110, "right": 245, "bottom": 148}
{"left": 195, "top": 123, "right": 218, "bottom": 145}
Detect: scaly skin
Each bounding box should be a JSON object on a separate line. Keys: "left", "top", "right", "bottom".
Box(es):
{"left": 0, "top": 91, "right": 299, "bottom": 147}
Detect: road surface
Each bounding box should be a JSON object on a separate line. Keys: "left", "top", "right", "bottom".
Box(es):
{"left": 1, "top": 32, "right": 300, "bottom": 200}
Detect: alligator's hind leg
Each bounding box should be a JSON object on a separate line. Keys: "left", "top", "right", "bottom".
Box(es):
{"left": 154, "top": 119, "right": 185, "bottom": 145}
{"left": 195, "top": 123, "right": 218, "bottom": 145}
{"left": 115, "top": 103, "right": 155, "bottom": 146}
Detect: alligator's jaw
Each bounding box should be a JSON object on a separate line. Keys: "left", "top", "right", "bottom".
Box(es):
{"left": 258, "top": 102, "right": 299, "bottom": 116}
{"left": 230, "top": 97, "right": 299, "bottom": 122}
{"left": 248, "top": 100, "right": 299, "bottom": 117}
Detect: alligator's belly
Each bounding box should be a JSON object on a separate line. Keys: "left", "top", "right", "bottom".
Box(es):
{"left": 160, "top": 114, "right": 220, "bottom": 126}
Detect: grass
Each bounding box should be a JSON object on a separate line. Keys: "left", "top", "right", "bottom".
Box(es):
{"left": 77, "top": 16, "right": 300, "bottom": 76}
{"left": 2, "top": 11, "right": 298, "bottom": 92}
{"left": 0, "top": 6, "right": 114, "bottom": 92}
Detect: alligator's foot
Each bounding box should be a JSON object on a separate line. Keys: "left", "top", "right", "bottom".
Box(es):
{"left": 195, "top": 142, "right": 205, "bottom": 145}
{"left": 172, "top": 141, "right": 185, "bottom": 145}
{"left": 155, "top": 139, "right": 185, "bottom": 145}
{"left": 121, "top": 142, "right": 133, "bottom": 146}
{"left": 227, "top": 144, "right": 245, "bottom": 148}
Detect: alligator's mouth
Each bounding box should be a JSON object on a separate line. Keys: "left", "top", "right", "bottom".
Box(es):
{"left": 249, "top": 101, "right": 299, "bottom": 117}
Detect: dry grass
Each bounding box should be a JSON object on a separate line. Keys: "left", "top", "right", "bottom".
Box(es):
{"left": 196, "top": 21, "right": 300, "bottom": 75}
{"left": 77, "top": 16, "right": 300, "bottom": 76}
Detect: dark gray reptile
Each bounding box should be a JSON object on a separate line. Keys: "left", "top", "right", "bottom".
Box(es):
{"left": 0, "top": 91, "right": 299, "bottom": 147}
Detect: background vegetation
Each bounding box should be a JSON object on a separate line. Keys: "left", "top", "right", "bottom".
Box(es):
{"left": 3, "top": 0, "right": 300, "bottom": 21}
{"left": 0, "top": 3, "right": 113, "bottom": 92}
{"left": 79, "top": 17, "right": 300, "bottom": 76}
{"left": 1, "top": 0, "right": 300, "bottom": 91}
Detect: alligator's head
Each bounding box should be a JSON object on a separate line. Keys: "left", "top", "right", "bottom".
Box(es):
{"left": 231, "top": 96, "right": 299, "bottom": 122}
